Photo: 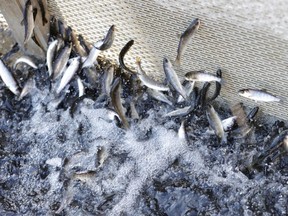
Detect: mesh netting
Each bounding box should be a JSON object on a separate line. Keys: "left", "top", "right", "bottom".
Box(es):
{"left": 1, "top": 0, "right": 288, "bottom": 120}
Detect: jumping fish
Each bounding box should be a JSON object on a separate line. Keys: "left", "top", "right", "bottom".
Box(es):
{"left": 110, "top": 78, "right": 129, "bottom": 129}
{"left": 76, "top": 77, "right": 85, "bottom": 97}
{"left": 208, "top": 69, "right": 222, "bottom": 102}
{"left": 185, "top": 70, "right": 222, "bottom": 83}
{"left": 163, "top": 106, "right": 191, "bottom": 118}
{"left": 64, "top": 26, "right": 73, "bottom": 43}
{"left": 206, "top": 104, "right": 226, "bottom": 144}
{"left": 37, "top": 0, "right": 48, "bottom": 25}
{"left": 252, "top": 129, "right": 288, "bottom": 167}
{"left": 23, "top": 0, "right": 36, "bottom": 44}
{"left": 283, "top": 135, "right": 288, "bottom": 152}
{"left": 19, "top": 78, "right": 34, "bottom": 100}
{"left": 57, "top": 19, "right": 66, "bottom": 40}
{"left": 97, "top": 146, "right": 108, "bottom": 168}
{"left": 175, "top": 18, "right": 200, "bottom": 65}
{"left": 82, "top": 45, "right": 101, "bottom": 68}
{"left": 78, "top": 34, "right": 91, "bottom": 54}
{"left": 163, "top": 57, "right": 187, "bottom": 100}
{"left": 222, "top": 116, "right": 237, "bottom": 132}
{"left": 147, "top": 89, "right": 173, "bottom": 106}
{"left": 95, "top": 25, "right": 116, "bottom": 50}
{"left": 56, "top": 57, "right": 81, "bottom": 94}
{"left": 13, "top": 56, "right": 37, "bottom": 69}
{"left": 177, "top": 81, "right": 195, "bottom": 103}
{"left": 206, "top": 116, "right": 237, "bottom": 133}
{"left": 238, "top": 89, "right": 281, "bottom": 102}
{"left": 53, "top": 43, "right": 72, "bottom": 80}
{"left": 0, "top": 59, "right": 20, "bottom": 95}
{"left": 46, "top": 39, "right": 58, "bottom": 77}
{"left": 130, "top": 101, "right": 140, "bottom": 120}
{"left": 49, "top": 16, "right": 58, "bottom": 39}
{"left": 103, "top": 65, "right": 114, "bottom": 96}
{"left": 178, "top": 120, "right": 187, "bottom": 142}
{"left": 231, "top": 103, "right": 251, "bottom": 138}
{"left": 136, "top": 57, "right": 169, "bottom": 91}
{"left": 198, "top": 82, "right": 211, "bottom": 108}
{"left": 2, "top": 43, "right": 20, "bottom": 61}
{"left": 247, "top": 106, "right": 259, "bottom": 123}
{"left": 71, "top": 30, "right": 86, "bottom": 56}
{"left": 119, "top": 40, "right": 136, "bottom": 74}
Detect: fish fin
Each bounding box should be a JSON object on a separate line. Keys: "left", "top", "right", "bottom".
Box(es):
{"left": 174, "top": 57, "right": 181, "bottom": 66}
{"left": 176, "top": 33, "right": 181, "bottom": 39}
{"left": 20, "top": 19, "right": 24, "bottom": 26}
{"left": 261, "top": 88, "right": 267, "bottom": 92}
{"left": 135, "top": 56, "right": 141, "bottom": 64}
{"left": 277, "top": 96, "right": 284, "bottom": 104}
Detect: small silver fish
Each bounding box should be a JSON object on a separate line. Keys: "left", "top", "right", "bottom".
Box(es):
{"left": 163, "top": 106, "right": 191, "bottom": 118}
{"left": 37, "top": 0, "right": 48, "bottom": 25}
{"left": 97, "top": 146, "right": 108, "bottom": 168}
{"left": 56, "top": 57, "right": 81, "bottom": 94}
{"left": 119, "top": 40, "right": 136, "bottom": 74}
{"left": 78, "top": 34, "right": 92, "bottom": 54}
{"left": 98, "top": 108, "right": 120, "bottom": 123}
{"left": 185, "top": 70, "right": 222, "bottom": 83}
{"left": 147, "top": 89, "right": 173, "bottom": 106}
{"left": 110, "top": 78, "right": 129, "bottom": 129}
{"left": 231, "top": 103, "right": 251, "bottom": 138}
{"left": 283, "top": 135, "right": 288, "bottom": 152}
{"left": 13, "top": 56, "right": 37, "bottom": 69}
{"left": 177, "top": 81, "right": 195, "bottom": 103}
{"left": 23, "top": 0, "right": 36, "bottom": 44}
{"left": 19, "top": 78, "right": 34, "bottom": 100}
{"left": 222, "top": 116, "right": 237, "bottom": 132}
{"left": 163, "top": 57, "right": 187, "bottom": 100}
{"left": 95, "top": 25, "right": 116, "bottom": 50}
{"left": 103, "top": 65, "right": 114, "bottom": 95}
{"left": 71, "top": 30, "right": 86, "bottom": 56}
{"left": 0, "top": 59, "right": 20, "bottom": 95}
{"left": 82, "top": 46, "right": 101, "bottom": 68}
{"left": 175, "top": 18, "right": 200, "bottom": 65}
{"left": 130, "top": 101, "right": 139, "bottom": 120}
{"left": 46, "top": 39, "right": 58, "bottom": 77}
{"left": 206, "top": 104, "right": 226, "bottom": 144}
{"left": 136, "top": 57, "right": 169, "bottom": 91}
{"left": 206, "top": 116, "right": 237, "bottom": 134}
{"left": 238, "top": 89, "right": 280, "bottom": 102}
{"left": 178, "top": 120, "right": 187, "bottom": 142}
{"left": 53, "top": 43, "right": 72, "bottom": 80}
{"left": 76, "top": 77, "right": 85, "bottom": 97}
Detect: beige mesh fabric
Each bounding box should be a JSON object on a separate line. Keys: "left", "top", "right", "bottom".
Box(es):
{"left": 2, "top": 0, "right": 288, "bottom": 120}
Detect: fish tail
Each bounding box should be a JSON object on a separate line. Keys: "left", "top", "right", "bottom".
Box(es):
{"left": 174, "top": 57, "right": 181, "bottom": 66}
{"left": 221, "top": 134, "right": 227, "bottom": 145}
{"left": 135, "top": 56, "right": 141, "bottom": 64}
{"left": 219, "top": 78, "right": 225, "bottom": 86}
{"left": 122, "top": 119, "right": 130, "bottom": 130}
{"left": 24, "top": 33, "right": 28, "bottom": 44}
{"left": 182, "top": 92, "right": 189, "bottom": 102}
{"left": 277, "top": 96, "right": 284, "bottom": 104}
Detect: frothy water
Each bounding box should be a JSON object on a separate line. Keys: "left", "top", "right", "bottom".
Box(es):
{"left": 0, "top": 30, "right": 287, "bottom": 216}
